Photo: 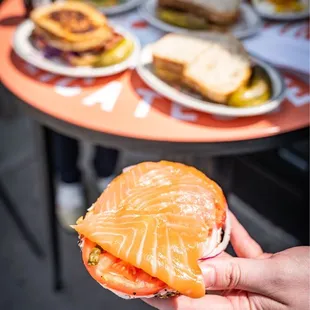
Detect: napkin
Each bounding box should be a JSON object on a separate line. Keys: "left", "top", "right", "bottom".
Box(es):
{"left": 244, "top": 32, "right": 310, "bottom": 76}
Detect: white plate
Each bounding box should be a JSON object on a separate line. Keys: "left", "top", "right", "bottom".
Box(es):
{"left": 139, "top": 0, "right": 263, "bottom": 39}
{"left": 137, "top": 44, "right": 286, "bottom": 117}
{"left": 13, "top": 20, "right": 141, "bottom": 78}
{"left": 96, "top": 0, "right": 143, "bottom": 15}
{"left": 252, "top": 0, "right": 309, "bottom": 21}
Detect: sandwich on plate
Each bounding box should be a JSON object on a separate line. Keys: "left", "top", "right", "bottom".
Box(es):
{"left": 253, "top": 0, "right": 309, "bottom": 14}
{"left": 152, "top": 33, "right": 272, "bottom": 107}
{"left": 73, "top": 161, "right": 231, "bottom": 299}
{"left": 157, "top": 0, "right": 241, "bottom": 30}
{"left": 30, "top": 2, "right": 134, "bottom": 67}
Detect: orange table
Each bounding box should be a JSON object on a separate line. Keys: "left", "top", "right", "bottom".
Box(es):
{"left": 1, "top": 0, "right": 309, "bottom": 153}
{"left": 1, "top": 0, "right": 309, "bottom": 291}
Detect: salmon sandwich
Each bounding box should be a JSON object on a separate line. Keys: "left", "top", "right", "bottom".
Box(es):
{"left": 73, "top": 161, "right": 231, "bottom": 299}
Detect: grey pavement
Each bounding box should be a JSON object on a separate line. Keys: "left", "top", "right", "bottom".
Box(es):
{"left": 0, "top": 100, "right": 300, "bottom": 310}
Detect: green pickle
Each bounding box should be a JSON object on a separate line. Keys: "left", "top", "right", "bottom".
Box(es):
{"left": 228, "top": 66, "right": 272, "bottom": 108}
{"left": 157, "top": 8, "right": 209, "bottom": 29}
{"left": 95, "top": 38, "right": 134, "bottom": 67}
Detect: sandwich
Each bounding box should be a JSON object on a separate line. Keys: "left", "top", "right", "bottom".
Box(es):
{"left": 30, "top": 2, "right": 133, "bottom": 67}
{"left": 73, "top": 161, "right": 231, "bottom": 299}
{"left": 265, "top": 0, "right": 308, "bottom": 12}
{"left": 152, "top": 33, "right": 271, "bottom": 107}
{"left": 157, "top": 0, "right": 241, "bottom": 30}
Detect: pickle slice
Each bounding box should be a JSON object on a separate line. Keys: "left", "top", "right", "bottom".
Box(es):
{"left": 228, "top": 66, "right": 272, "bottom": 108}
{"left": 95, "top": 38, "right": 134, "bottom": 67}
{"left": 157, "top": 8, "right": 209, "bottom": 30}
{"left": 88, "top": 247, "right": 102, "bottom": 266}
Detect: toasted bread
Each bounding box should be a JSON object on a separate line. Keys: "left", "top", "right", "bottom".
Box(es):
{"left": 158, "top": 0, "right": 241, "bottom": 24}
{"left": 32, "top": 25, "right": 111, "bottom": 52}
{"left": 31, "top": 2, "right": 112, "bottom": 43}
{"left": 152, "top": 33, "right": 251, "bottom": 103}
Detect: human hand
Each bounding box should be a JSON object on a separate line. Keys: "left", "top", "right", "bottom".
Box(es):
{"left": 143, "top": 212, "right": 310, "bottom": 310}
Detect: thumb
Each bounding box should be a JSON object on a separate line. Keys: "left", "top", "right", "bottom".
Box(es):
{"left": 201, "top": 255, "right": 274, "bottom": 294}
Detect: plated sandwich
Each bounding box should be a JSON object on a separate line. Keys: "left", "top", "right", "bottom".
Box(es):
{"left": 152, "top": 33, "right": 271, "bottom": 107}
{"left": 30, "top": 2, "right": 134, "bottom": 67}
{"left": 73, "top": 161, "right": 231, "bottom": 299}
{"left": 256, "top": 0, "right": 309, "bottom": 13}
{"left": 157, "top": 0, "right": 241, "bottom": 30}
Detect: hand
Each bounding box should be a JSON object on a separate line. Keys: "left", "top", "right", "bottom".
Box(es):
{"left": 143, "top": 212, "right": 310, "bottom": 310}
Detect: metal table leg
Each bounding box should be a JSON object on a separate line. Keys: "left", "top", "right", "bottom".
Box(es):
{"left": 38, "top": 125, "right": 63, "bottom": 291}
{"left": 0, "top": 180, "right": 44, "bottom": 258}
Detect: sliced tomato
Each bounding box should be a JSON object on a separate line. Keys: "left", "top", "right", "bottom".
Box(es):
{"left": 82, "top": 238, "right": 166, "bottom": 296}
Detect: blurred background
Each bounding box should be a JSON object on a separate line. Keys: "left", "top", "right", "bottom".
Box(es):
{"left": 0, "top": 0, "right": 309, "bottom": 309}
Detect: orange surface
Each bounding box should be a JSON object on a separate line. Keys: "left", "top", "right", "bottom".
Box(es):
{"left": 74, "top": 161, "right": 227, "bottom": 298}
{"left": 0, "top": 0, "right": 309, "bottom": 143}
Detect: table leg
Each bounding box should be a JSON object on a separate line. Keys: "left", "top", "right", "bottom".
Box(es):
{"left": 0, "top": 180, "right": 44, "bottom": 258}
{"left": 209, "top": 157, "right": 235, "bottom": 195}
{"left": 39, "top": 125, "right": 63, "bottom": 291}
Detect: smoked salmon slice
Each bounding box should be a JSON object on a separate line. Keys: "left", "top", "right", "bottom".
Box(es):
{"left": 73, "top": 161, "right": 228, "bottom": 299}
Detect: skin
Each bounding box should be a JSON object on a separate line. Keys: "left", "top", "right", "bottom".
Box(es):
{"left": 143, "top": 213, "right": 310, "bottom": 310}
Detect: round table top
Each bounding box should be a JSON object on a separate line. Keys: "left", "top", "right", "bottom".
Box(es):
{"left": 0, "top": 0, "right": 309, "bottom": 147}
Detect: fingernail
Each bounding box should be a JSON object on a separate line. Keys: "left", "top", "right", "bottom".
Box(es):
{"left": 201, "top": 265, "right": 216, "bottom": 288}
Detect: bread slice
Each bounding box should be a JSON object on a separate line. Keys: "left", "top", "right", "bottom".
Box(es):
{"left": 152, "top": 34, "right": 208, "bottom": 82}
{"left": 183, "top": 34, "right": 251, "bottom": 103}
{"left": 31, "top": 2, "right": 112, "bottom": 43}
{"left": 158, "top": 0, "right": 241, "bottom": 24}
{"left": 152, "top": 33, "right": 251, "bottom": 103}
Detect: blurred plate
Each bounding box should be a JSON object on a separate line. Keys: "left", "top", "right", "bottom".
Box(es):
{"left": 139, "top": 0, "right": 263, "bottom": 39}
{"left": 252, "top": 0, "right": 309, "bottom": 20}
{"left": 13, "top": 20, "right": 141, "bottom": 78}
{"left": 137, "top": 44, "right": 286, "bottom": 117}
{"left": 94, "top": 0, "right": 143, "bottom": 15}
